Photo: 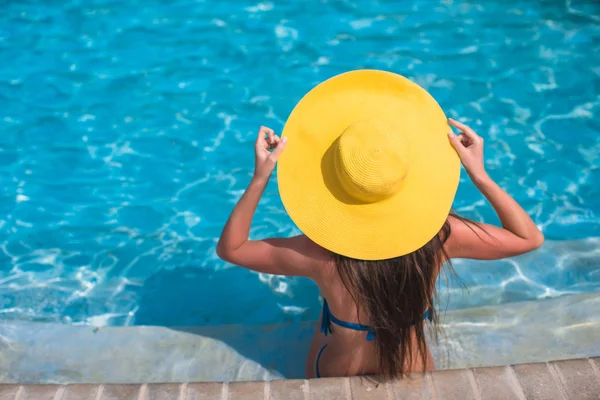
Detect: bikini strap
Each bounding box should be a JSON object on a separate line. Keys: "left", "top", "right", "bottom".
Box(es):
{"left": 322, "top": 299, "right": 375, "bottom": 341}
{"left": 423, "top": 308, "right": 433, "bottom": 322}
{"left": 365, "top": 329, "right": 376, "bottom": 341}
{"left": 321, "top": 300, "right": 430, "bottom": 341}
{"left": 320, "top": 300, "right": 333, "bottom": 336}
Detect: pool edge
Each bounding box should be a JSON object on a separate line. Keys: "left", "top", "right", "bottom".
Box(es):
{"left": 2, "top": 357, "right": 599, "bottom": 399}
{"left": 2, "top": 291, "right": 600, "bottom": 385}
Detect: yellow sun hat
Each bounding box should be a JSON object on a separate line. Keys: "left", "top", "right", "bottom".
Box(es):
{"left": 277, "top": 70, "right": 460, "bottom": 260}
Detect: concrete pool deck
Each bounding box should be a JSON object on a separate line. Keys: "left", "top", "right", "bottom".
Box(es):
{"left": 1, "top": 292, "right": 600, "bottom": 384}
{"left": 2, "top": 293, "right": 600, "bottom": 399}
{"left": 1, "top": 358, "right": 600, "bottom": 399}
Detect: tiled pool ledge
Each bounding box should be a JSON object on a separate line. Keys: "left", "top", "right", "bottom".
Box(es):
{"left": 2, "top": 358, "right": 600, "bottom": 400}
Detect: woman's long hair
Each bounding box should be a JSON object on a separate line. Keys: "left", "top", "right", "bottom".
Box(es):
{"left": 334, "top": 213, "right": 476, "bottom": 379}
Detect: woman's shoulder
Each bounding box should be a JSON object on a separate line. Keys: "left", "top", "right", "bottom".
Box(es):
{"left": 294, "top": 235, "right": 333, "bottom": 262}
{"left": 291, "top": 235, "right": 336, "bottom": 280}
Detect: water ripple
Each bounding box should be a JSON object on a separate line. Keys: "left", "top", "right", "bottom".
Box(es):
{"left": 0, "top": 0, "right": 599, "bottom": 326}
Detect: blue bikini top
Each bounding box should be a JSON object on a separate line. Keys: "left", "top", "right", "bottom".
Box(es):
{"left": 320, "top": 299, "right": 432, "bottom": 341}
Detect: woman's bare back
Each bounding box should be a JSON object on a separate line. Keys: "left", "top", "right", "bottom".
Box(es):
{"left": 300, "top": 238, "right": 437, "bottom": 378}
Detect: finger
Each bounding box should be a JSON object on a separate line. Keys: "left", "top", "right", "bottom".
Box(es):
{"left": 448, "top": 118, "right": 480, "bottom": 142}
{"left": 447, "top": 132, "right": 466, "bottom": 153}
{"left": 267, "top": 131, "right": 275, "bottom": 146}
{"left": 256, "top": 126, "right": 275, "bottom": 142}
{"left": 267, "top": 134, "right": 280, "bottom": 148}
{"left": 264, "top": 126, "right": 275, "bottom": 141}
{"left": 255, "top": 136, "right": 268, "bottom": 151}
{"left": 269, "top": 135, "right": 281, "bottom": 149}
{"left": 457, "top": 132, "right": 471, "bottom": 147}
{"left": 268, "top": 137, "right": 287, "bottom": 161}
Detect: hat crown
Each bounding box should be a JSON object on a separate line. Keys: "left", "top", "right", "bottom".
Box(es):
{"left": 334, "top": 119, "right": 410, "bottom": 203}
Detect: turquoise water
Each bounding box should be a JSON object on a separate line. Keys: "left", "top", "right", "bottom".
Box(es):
{"left": 1, "top": 0, "right": 599, "bottom": 327}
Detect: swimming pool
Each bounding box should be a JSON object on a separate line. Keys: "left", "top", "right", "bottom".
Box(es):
{"left": 1, "top": 0, "right": 599, "bottom": 327}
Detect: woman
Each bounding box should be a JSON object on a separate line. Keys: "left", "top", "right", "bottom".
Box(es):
{"left": 217, "top": 71, "right": 543, "bottom": 379}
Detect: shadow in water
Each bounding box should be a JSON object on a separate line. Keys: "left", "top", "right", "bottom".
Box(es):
{"left": 134, "top": 265, "right": 321, "bottom": 378}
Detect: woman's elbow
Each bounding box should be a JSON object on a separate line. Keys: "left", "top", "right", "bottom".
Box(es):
{"left": 216, "top": 238, "right": 248, "bottom": 264}
{"left": 216, "top": 242, "right": 232, "bottom": 262}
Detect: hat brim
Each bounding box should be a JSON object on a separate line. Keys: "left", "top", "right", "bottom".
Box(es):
{"left": 277, "top": 70, "right": 460, "bottom": 260}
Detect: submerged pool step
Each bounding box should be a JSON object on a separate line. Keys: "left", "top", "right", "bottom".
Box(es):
{"left": 1, "top": 358, "right": 599, "bottom": 400}
{"left": 1, "top": 292, "right": 600, "bottom": 384}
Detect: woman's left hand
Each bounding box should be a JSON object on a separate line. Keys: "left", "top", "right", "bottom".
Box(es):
{"left": 254, "top": 126, "right": 287, "bottom": 181}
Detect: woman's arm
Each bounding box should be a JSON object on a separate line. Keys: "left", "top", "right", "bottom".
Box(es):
{"left": 445, "top": 118, "right": 544, "bottom": 260}
{"left": 216, "top": 126, "right": 320, "bottom": 277}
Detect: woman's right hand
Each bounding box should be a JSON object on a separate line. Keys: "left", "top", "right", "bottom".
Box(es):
{"left": 253, "top": 126, "right": 287, "bottom": 181}
{"left": 447, "top": 118, "right": 487, "bottom": 182}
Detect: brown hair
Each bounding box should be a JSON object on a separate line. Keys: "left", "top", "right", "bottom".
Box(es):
{"left": 334, "top": 213, "right": 474, "bottom": 379}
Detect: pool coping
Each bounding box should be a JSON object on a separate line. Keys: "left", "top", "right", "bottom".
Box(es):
{"left": 2, "top": 357, "right": 600, "bottom": 399}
